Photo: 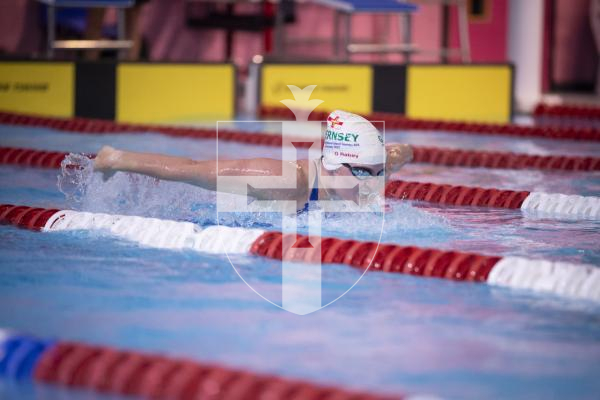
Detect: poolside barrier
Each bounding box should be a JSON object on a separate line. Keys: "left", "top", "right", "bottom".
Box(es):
{"left": 0, "top": 329, "right": 403, "bottom": 400}
{"left": 1, "top": 204, "right": 599, "bottom": 302}
{"left": 2, "top": 111, "right": 600, "bottom": 171}
{"left": 1, "top": 147, "right": 599, "bottom": 219}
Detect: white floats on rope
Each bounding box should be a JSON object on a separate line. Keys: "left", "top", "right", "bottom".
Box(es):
{"left": 43, "top": 210, "right": 264, "bottom": 254}
{"left": 521, "top": 192, "right": 600, "bottom": 219}
{"left": 37, "top": 208, "right": 600, "bottom": 303}
{"left": 488, "top": 257, "right": 600, "bottom": 302}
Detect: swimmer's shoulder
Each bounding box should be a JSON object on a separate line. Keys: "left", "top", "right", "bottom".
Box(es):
{"left": 296, "top": 159, "right": 320, "bottom": 184}
{"left": 296, "top": 159, "right": 311, "bottom": 171}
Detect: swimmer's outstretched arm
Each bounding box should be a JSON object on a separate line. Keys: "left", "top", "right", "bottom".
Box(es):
{"left": 93, "top": 146, "right": 309, "bottom": 201}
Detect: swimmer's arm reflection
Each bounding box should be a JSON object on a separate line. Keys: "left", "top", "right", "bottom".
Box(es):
{"left": 93, "top": 146, "right": 310, "bottom": 201}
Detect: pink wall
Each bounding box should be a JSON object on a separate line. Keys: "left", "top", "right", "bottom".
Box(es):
{"left": 0, "top": 0, "right": 518, "bottom": 66}
{"left": 413, "top": 3, "right": 443, "bottom": 62}
{"left": 0, "top": 0, "right": 42, "bottom": 56}
{"left": 552, "top": 0, "right": 596, "bottom": 86}
{"left": 448, "top": 0, "right": 509, "bottom": 63}
{"left": 0, "top": 0, "right": 442, "bottom": 64}
{"left": 264, "top": 2, "right": 442, "bottom": 63}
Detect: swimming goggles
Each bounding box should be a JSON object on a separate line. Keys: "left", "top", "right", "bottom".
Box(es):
{"left": 342, "top": 163, "right": 384, "bottom": 180}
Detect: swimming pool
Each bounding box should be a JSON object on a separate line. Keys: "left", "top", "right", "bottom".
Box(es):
{"left": 1, "top": 115, "right": 600, "bottom": 399}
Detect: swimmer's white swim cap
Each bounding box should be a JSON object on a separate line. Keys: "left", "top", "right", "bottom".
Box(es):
{"left": 322, "top": 110, "right": 385, "bottom": 170}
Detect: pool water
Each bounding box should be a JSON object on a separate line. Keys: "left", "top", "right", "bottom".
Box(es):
{"left": 1, "top": 123, "right": 600, "bottom": 400}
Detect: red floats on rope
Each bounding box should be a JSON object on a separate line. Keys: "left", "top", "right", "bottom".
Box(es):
{"left": 384, "top": 180, "right": 530, "bottom": 209}
{"left": 33, "top": 341, "right": 401, "bottom": 400}
{"left": 0, "top": 204, "right": 59, "bottom": 230}
{"left": 534, "top": 103, "right": 600, "bottom": 120}
{"left": 250, "top": 232, "right": 500, "bottom": 282}
{"left": 0, "top": 112, "right": 276, "bottom": 144}
{"left": 2, "top": 143, "right": 600, "bottom": 172}
{"left": 3, "top": 110, "right": 600, "bottom": 172}
{"left": 0, "top": 147, "right": 68, "bottom": 169}
{"left": 259, "top": 106, "right": 600, "bottom": 141}
{"left": 412, "top": 146, "right": 600, "bottom": 171}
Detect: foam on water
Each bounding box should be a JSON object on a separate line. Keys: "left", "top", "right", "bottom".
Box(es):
{"left": 58, "top": 153, "right": 454, "bottom": 241}
{"left": 59, "top": 153, "right": 215, "bottom": 222}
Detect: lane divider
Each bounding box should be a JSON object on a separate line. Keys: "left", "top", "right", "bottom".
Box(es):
{"left": 3, "top": 145, "right": 600, "bottom": 173}
{"left": 386, "top": 180, "right": 600, "bottom": 219}
{"left": 411, "top": 146, "right": 600, "bottom": 171}
{"left": 0, "top": 330, "right": 405, "bottom": 400}
{"left": 1, "top": 204, "right": 599, "bottom": 302}
{"left": 2, "top": 112, "right": 600, "bottom": 171}
{"left": 0, "top": 147, "right": 69, "bottom": 169}
{"left": 535, "top": 103, "right": 600, "bottom": 120}
{"left": 1, "top": 148, "right": 599, "bottom": 219}
{"left": 0, "top": 112, "right": 281, "bottom": 145}
{"left": 260, "top": 106, "right": 600, "bottom": 142}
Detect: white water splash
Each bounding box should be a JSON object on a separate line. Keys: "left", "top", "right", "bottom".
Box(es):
{"left": 57, "top": 153, "right": 453, "bottom": 239}
{"left": 281, "top": 200, "right": 453, "bottom": 241}
{"left": 58, "top": 153, "right": 95, "bottom": 205}
{"left": 58, "top": 153, "right": 216, "bottom": 223}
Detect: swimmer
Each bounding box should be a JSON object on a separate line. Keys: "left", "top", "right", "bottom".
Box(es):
{"left": 93, "top": 110, "right": 413, "bottom": 211}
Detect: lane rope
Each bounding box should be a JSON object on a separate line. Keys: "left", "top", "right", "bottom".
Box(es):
{"left": 5, "top": 145, "right": 599, "bottom": 173}
{"left": 411, "top": 146, "right": 600, "bottom": 172}
{"left": 385, "top": 180, "right": 600, "bottom": 219}
{"left": 0, "top": 330, "right": 405, "bottom": 400}
{"left": 2, "top": 112, "right": 600, "bottom": 171}
{"left": 1, "top": 148, "right": 599, "bottom": 219}
{"left": 1, "top": 204, "right": 599, "bottom": 302}
{"left": 534, "top": 103, "right": 600, "bottom": 121}
{"left": 259, "top": 106, "right": 600, "bottom": 142}
{"left": 0, "top": 147, "right": 69, "bottom": 169}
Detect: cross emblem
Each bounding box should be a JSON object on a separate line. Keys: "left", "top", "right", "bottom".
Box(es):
{"left": 216, "top": 124, "right": 368, "bottom": 315}
{"left": 216, "top": 85, "right": 385, "bottom": 315}
{"left": 327, "top": 115, "right": 344, "bottom": 128}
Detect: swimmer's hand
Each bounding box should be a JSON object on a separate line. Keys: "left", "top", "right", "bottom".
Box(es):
{"left": 94, "top": 145, "right": 121, "bottom": 180}
{"left": 385, "top": 144, "right": 413, "bottom": 174}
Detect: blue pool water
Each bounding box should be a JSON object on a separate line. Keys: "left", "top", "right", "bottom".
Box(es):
{"left": 1, "top": 123, "right": 600, "bottom": 399}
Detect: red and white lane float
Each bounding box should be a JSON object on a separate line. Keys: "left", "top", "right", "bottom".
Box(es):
{"left": 1, "top": 204, "right": 599, "bottom": 302}
{"left": 1, "top": 147, "right": 599, "bottom": 220}
{"left": 0, "top": 330, "right": 405, "bottom": 400}
{"left": 385, "top": 181, "right": 600, "bottom": 219}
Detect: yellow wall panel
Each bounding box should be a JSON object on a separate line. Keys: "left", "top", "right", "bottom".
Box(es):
{"left": 406, "top": 65, "right": 512, "bottom": 123}
{"left": 261, "top": 65, "right": 373, "bottom": 115}
{"left": 0, "top": 62, "right": 74, "bottom": 117}
{"left": 117, "top": 64, "right": 235, "bottom": 123}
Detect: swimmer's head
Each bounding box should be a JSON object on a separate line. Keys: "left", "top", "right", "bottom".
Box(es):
{"left": 320, "top": 110, "right": 385, "bottom": 208}
{"left": 322, "top": 110, "right": 385, "bottom": 171}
